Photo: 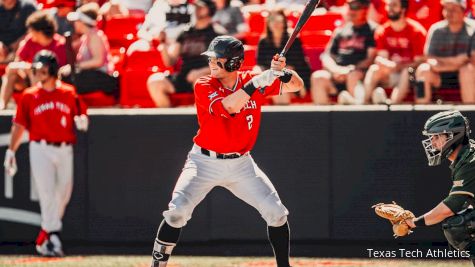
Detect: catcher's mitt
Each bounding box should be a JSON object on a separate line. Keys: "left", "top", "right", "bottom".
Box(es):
{"left": 372, "top": 201, "right": 415, "bottom": 238}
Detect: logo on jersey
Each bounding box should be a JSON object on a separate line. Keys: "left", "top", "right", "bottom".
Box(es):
{"left": 454, "top": 180, "right": 464, "bottom": 187}
{"left": 208, "top": 92, "right": 219, "bottom": 101}
{"left": 34, "top": 101, "right": 71, "bottom": 116}
{"left": 243, "top": 100, "right": 257, "bottom": 110}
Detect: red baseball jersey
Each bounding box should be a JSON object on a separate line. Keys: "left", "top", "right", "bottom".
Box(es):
{"left": 193, "top": 71, "right": 282, "bottom": 154}
{"left": 372, "top": 0, "right": 443, "bottom": 30}
{"left": 13, "top": 82, "right": 87, "bottom": 143}
{"left": 375, "top": 19, "right": 427, "bottom": 64}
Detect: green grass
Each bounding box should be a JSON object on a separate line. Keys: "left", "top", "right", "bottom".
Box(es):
{"left": 0, "top": 256, "right": 472, "bottom": 267}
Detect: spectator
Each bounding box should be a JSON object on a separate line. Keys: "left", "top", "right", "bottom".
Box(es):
{"left": 369, "top": 0, "right": 443, "bottom": 30}
{"left": 0, "top": 0, "right": 37, "bottom": 63}
{"left": 147, "top": 0, "right": 223, "bottom": 108}
{"left": 100, "top": 0, "right": 153, "bottom": 19}
{"left": 311, "top": 0, "right": 377, "bottom": 105}
{"left": 0, "top": 10, "right": 66, "bottom": 109}
{"left": 255, "top": 8, "right": 311, "bottom": 104}
{"left": 45, "top": 0, "right": 76, "bottom": 35}
{"left": 61, "top": 2, "right": 118, "bottom": 96}
{"left": 364, "top": 0, "right": 426, "bottom": 104}
{"left": 415, "top": 0, "right": 475, "bottom": 104}
{"left": 136, "top": 0, "right": 195, "bottom": 44}
{"left": 213, "top": 0, "right": 247, "bottom": 38}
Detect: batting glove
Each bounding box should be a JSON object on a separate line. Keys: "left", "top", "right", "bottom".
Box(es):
{"left": 251, "top": 70, "right": 277, "bottom": 88}
{"left": 74, "top": 114, "right": 89, "bottom": 132}
{"left": 4, "top": 149, "right": 17, "bottom": 177}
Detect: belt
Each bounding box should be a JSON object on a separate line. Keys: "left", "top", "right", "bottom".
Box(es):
{"left": 33, "top": 140, "right": 72, "bottom": 147}
{"left": 200, "top": 148, "right": 242, "bottom": 159}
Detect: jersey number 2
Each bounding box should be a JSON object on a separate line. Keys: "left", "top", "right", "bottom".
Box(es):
{"left": 246, "top": 115, "right": 253, "bottom": 130}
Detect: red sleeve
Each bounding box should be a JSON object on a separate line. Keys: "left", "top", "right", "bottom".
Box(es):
{"left": 13, "top": 94, "right": 31, "bottom": 129}
{"left": 412, "top": 27, "right": 427, "bottom": 58}
{"left": 67, "top": 84, "right": 88, "bottom": 116}
{"left": 261, "top": 78, "right": 283, "bottom": 97}
{"left": 75, "top": 95, "right": 88, "bottom": 116}
{"left": 374, "top": 27, "right": 386, "bottom": 51}
{"left": 16, "top": 39, "right": 30, "bottom": 62}
{"left": 194, "top": 78, "right": 231, "bottom": 119}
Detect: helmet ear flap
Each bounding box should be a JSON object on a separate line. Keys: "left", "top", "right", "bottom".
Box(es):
{"left": 224, "top": 57, "right": 243, "bottom": 72}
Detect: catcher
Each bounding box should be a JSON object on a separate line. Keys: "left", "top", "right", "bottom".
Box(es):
{"left": 374, "top": 110, "right": 475, "bottom": 265}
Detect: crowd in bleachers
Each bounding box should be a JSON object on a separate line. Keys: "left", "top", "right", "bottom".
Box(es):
{"left": 0, "top": 0, "right": 474, "bottom": 108}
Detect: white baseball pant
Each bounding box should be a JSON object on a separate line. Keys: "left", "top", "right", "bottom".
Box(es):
{"left": 163, "top": 144, "right": 289, "bottom": 228}
{"left": 29, "top": 141, "right": 73, "bottom": 232}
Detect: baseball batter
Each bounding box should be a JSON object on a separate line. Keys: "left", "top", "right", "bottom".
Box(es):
{"left": 3, "top": 50, "right": 88, "bottom": 257}
{"left": 404, "top": 110, "right": 475, "bottom": 265}
{"left": 150, "top": 36, "right": 304, "bottom": 267}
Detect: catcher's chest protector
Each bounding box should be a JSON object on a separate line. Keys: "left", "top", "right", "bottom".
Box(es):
{"left": 442, "top": 209, "right": 475, "bottom": 251}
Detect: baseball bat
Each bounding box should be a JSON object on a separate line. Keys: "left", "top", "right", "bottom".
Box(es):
{"left": 4, "top": 171, "right": 13, "bottom": 199}
{"left": 279, "top": 0, "right": 321, "bottom": 58}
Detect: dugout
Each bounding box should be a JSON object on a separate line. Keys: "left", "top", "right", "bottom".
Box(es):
{"left": 0, "top": 105, "right": 472, "bottom": 256}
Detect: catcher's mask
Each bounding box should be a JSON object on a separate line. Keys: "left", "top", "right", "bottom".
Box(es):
{"left": 422, "top": 110, "right": 470, "bottom": 166}
{"left": 201, "top": 35, "right": 244, "bottom": 72}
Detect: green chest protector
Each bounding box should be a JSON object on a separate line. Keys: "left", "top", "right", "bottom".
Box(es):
{"left": 442, "top": 201, "right": 475, "bottom": 251}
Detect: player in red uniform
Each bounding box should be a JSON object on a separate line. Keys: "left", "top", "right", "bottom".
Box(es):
{"left": 149, "top": 36, "right": 304, "bottom": 267}
{"left": 3, "top": 50, "right": 88, "bottom": 257}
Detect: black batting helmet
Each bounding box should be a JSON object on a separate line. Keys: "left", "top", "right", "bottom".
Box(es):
{"left": 32, "top": 50, "right": 59, "bottom": 76}
{"left": 201, "top": 35, "right": 244, "bottom": 72}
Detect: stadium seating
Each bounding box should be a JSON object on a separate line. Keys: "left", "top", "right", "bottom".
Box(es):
{"left": 120, "top": 49, "right": 174, "bottom": 108}
{"left": 240, "top": 45, "right": 257, "bottom": 71}
{"left": 300, "top": 12, "right": 342, "bottom": 74}
{"left": 110, "top": 47, "right": 126, "bottom": 74}
{"left": 79, "top": 91, "right": 117, "bottom": 107}
{"left": 243, "top": 10, "right": 268, "bottom": 45}
{"left": 302, "top": 46, "right": 326, "bottom": 71}
{"left": 102, "top": 14, "right": 145, "bottom": 49}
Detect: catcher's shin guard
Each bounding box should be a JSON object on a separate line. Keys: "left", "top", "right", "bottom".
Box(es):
{"left": 151, "top": 220, "right": 181, "bottom": 267}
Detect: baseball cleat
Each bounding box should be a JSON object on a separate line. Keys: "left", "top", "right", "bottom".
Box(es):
{"left": 35, "top": 230, "right": 64, "bottom": 257}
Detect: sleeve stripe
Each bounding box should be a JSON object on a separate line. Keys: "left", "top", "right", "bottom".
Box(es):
{"left": 449, "top": 191, "right": 475, "bottom": 197}
{"left": 209, "top": 97, "right": 224, "bottom": 114}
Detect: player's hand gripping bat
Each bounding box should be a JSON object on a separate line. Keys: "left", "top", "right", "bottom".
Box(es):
{"left": 272, "top": 0, "right": 321, "bottom": 76}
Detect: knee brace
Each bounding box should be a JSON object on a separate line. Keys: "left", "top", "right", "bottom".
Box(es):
{"left": 259, "top": 192, "right": 289, "bottom": 227}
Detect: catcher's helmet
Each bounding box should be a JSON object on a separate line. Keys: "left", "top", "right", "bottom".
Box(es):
{"left": 201, "top": 35, "right": 244, "bottom": 72}
{"left": 32, "top": 50, "right": 59, "bottom": 76}
{"left": 422, "top": 110, "right": 471, "bottom": 166}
